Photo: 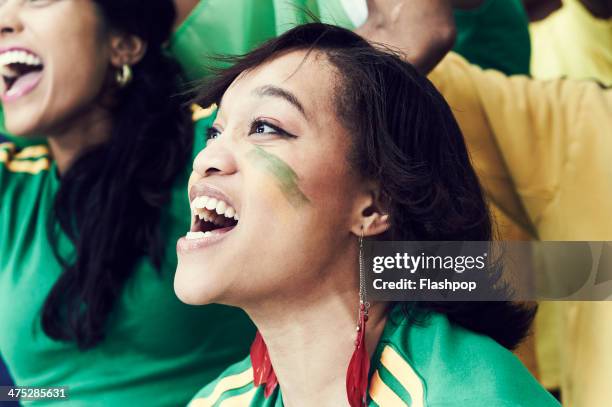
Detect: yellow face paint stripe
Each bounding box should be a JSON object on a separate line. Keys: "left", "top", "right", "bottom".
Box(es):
{"left": 189, "top": 367, "right": 254, "bottom": 407}
{"left": 379, "top": 346, "right": 425, "bottom": 407}
{"left": 192, "top": 103, "right": 218, "bottom": 122}
{"left": 14, "top": 145, "right": 49, "bottom": 160}
{"left": 369, "top": 369, "right": 408, "bottom": 406}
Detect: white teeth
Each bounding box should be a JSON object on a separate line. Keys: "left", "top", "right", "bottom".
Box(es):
{"left": 234, "top": 213, "right": 240, "bottom": 221}
{"left": 192, "top": 196, "right": 209, "bottom": 210}
{"left": 185, "top": 231, "right": 215, "bottom": 240}
{"left": 186, "top": 231, "right": 205, "bottom": 240}
{"left": 0, "top": 50, "right": 43, "bottom": 69}
{"left": 190, "top": 195, "right": 239, "bottom": 222}
{"left": 215, "top": 200, "right": 227, "bottom": 215}
{"left": 205, "top": 198, "right": 218, "bottom": 211}
{"left": 6, "top": 87, "right": 19, "bottom": 97}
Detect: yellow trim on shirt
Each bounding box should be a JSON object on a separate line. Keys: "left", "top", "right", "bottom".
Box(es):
{"left": 369, "top": 369, "right": 408, "bottom": 406}
{"left": 190, "top": 367, "right": 254, "bottom": 407}
{"left": 0, "top": 145, "right": 50, "bottom": 174}
{"left": 218, "top": 387, "right": 257, "bottom": 407}
{"left": 5, "top": 157, "right": 50, "bottom": 174}
{"left": 0, "top": 142, "right": 15, "bottom": 151}
{"left": 380, "top": 345, "right": 425, "bottom": 407}
{"left": 192, "top": 103, "right": 218, "bottom": 122}
{"left": 13, "top": 145, "right": 49, "bottom": 160}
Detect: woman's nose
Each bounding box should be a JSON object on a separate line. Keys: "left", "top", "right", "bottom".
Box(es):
{"left": 192, "top": 137, "right": 238, "bottom": 178}
{"left": 0, "top": 2, "right": 24, "bottom": 36}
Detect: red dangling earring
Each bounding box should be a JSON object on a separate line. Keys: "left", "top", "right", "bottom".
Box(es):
{"left": 346, "top": 229, "right": 370, "bottom": 407}
{"left": 250, "top": 331, "right": 278, "bottom": 397}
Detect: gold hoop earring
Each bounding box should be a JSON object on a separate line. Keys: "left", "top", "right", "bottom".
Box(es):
{"left": 116, "top": 64, "right": 133, "bottom": 88}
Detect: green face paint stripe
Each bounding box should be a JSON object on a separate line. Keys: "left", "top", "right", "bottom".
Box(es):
{"left": 247, "top": 146, "right": 310, "bottom": 207}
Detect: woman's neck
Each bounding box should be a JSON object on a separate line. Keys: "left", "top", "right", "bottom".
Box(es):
{"left": 46, "top": 106, "right": 112, "bottom": 174}
{"left": 246, "top": 267, "right": 389, "bottom": 407}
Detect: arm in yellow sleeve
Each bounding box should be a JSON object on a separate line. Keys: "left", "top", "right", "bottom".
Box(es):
{"left": 429, "top": 52, "right": 612, "bottom": 240}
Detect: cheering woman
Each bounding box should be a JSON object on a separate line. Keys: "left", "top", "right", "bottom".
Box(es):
{"left": 177, "top": 23, "right": 560, "bottom": 406}
{"left": 0, "top": 1, "right": 253, "bottom": 405}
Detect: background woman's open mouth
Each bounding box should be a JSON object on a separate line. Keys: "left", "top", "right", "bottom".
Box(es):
{"left": 0, "top": 48, "right": 44, "bottom": 102}
{"left": 186, "top": 195, "right": 239, "bottom": 240}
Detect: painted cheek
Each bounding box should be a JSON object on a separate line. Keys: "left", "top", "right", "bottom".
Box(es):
{"left": 246, "top": 146, "right": 310, "bottom": 209}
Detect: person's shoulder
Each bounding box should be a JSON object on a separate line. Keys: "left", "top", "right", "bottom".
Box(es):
{"left": 188, "top": 356, "right": 258, "bottom": 407}
{"left": 372, "top": 309, "right": 560, "bottom": 406}
{"left": 0, "top": 141, "right": 51, "bottom": 176}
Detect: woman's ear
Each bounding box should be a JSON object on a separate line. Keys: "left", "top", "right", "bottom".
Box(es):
{"left": 109, "top": 33, "right": 147, "bottom": 68}
{"left": 350, "top": 187, "right": 391, "bottom": 237}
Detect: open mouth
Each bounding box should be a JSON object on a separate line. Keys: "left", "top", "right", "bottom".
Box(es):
{"left": 186, "top": 195, "right": 239, "bottom": 240}
{"left": 0, "top": 49, "right": 44, "bottom": 100}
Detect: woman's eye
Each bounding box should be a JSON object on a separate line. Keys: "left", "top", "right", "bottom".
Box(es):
{"left": 251, "top": 121, "right": 277, "bottom": 135}
{"left": 24, "top": 0, "right": 54, "bottom": 6}
{"left": 249, "top": 120, "right": 296, "bottom": 138}
{"left": 206, "top": 127, "right": 221, "bottom": 140}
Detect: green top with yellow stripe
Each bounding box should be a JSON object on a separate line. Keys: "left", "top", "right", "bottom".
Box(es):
{"left": 0, "top": 113, "right": 255, "bottom": 407}
{"left": 189, "top": 305, "right": 560, "bottom": 406}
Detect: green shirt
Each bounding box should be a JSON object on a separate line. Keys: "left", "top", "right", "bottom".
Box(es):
{"left": 190, "top": 306, "right": 560, "bottom": 406}
{"left": 0, "top": 117, "right": 255, "bottom": 406}
{"left": 453, "top": 0, "right": 531, "bottom": 75}
{"left": 168, "top": 0, "right": 354, "bottom": 81}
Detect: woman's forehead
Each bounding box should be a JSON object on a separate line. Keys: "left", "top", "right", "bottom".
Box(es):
{"left": 221, "top": 50, "right": 338, "bottom": 115}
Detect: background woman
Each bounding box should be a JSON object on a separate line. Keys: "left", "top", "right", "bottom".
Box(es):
{"left": 177, "top": 23, "right": 559, "bottom": 406}
{"left": 0, "top": 1, "right": 253, "bottom": 405}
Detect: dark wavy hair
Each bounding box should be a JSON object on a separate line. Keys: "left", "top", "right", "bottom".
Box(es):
{"left": 42, "top": 0, "right": 193, "bottom": 349}
{"left": 195, "top": 23, "right": 534, "bottom": 350}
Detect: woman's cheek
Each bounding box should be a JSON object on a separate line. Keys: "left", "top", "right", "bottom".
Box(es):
{"left": 245, "top": 146, "right": 311, "bottom": 209}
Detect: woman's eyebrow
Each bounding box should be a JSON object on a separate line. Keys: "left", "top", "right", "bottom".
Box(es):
{"left": 253, "top": 85, "right": 307, "bottom": 118}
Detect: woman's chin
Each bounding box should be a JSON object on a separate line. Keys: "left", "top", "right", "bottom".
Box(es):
{"left": 3, "top": 113, "right": 47, "bottom": 138}
{"left": 174, "top": 277, "right": 217, "bottom": 305}
{"left": 3, "top": 120, "right": 36, "bottom": 138}
{"left": 174, "top": 262, "right": 224, "bottom": 305}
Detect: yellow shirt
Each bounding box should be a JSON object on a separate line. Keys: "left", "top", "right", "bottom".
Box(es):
{"left": 530, "top": 0, "right": 612, "bottom": 85}
{"left": 529, "top": 0, "right": 612, "bottom": 395}
{"left": 429, "top": 52, "right": 612, "bottom": 406}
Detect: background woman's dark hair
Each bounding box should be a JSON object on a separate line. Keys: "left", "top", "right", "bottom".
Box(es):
{"left": 196, "top": 22, "right": 534, "bottom": 350}
{"left": 42, "top": 0, "right": 193, "bottom": 349}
